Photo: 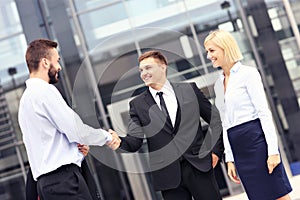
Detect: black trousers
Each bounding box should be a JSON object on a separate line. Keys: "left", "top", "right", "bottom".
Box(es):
{"left": 37, "top": 164, "right": 93, "bottom": 200}
{"left": 161, "top": 160, "right": 222, "bottom": 200}
{"left": 26, "top": 160, "right": 101, "bottom": 200}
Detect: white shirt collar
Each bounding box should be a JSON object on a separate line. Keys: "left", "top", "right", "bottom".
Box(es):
{"left": 149, "top": 80, "right": 174, "bottom": 98}
{"left": 25, "top": 78, "right": 49, "bottom": 87}
{"left": 219, "top": 62, "right": 242, "bottom": 79}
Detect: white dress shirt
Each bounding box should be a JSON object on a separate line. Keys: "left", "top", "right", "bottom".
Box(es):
{"left": 149, "top": 80, "right": 178, "bottom": 126}
{"left": 214, "top": 62, "right": 279, "bottom": 162}
{"left": 18, "top": 78, "right": 112, "bottom": 180}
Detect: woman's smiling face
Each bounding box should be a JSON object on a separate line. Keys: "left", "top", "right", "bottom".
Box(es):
{"left": 205, "top": 40, "right": 225, "bottom": 68}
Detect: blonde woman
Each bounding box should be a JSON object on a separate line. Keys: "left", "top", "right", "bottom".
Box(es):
{"left": 204, "top": 29, "right": 292, "bottom": 200}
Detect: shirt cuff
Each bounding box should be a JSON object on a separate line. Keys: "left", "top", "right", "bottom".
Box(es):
{"left": 268, "top": 147, "right": 279, "bottom": 156}
{"left": 225, "top": 153, "right": 234, "bottom": 162}
{"left": 102, "top": 130, "right": 112, "bottom": 142}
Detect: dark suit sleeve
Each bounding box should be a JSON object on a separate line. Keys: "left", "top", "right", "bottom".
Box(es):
{"left": 119, "top": 100, "right": 144, "bottom": 152}
{"left": 191, "top": 83, "right": 224, "bottom": 160}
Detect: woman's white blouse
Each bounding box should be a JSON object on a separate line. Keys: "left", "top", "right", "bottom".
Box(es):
{"left": 214, "top": 62, "right": 279, "bottom": 162}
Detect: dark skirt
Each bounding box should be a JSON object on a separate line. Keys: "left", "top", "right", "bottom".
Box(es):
{"left": 227, "top": 119, "right": 292, "bottom": 200}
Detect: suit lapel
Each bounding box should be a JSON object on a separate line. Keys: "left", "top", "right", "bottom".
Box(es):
{"left": 143, "top": 89, "right": 156, "bottom": 108}
{"left": 171, "top": 83, "right": 183, "bottom": 132}
{"left": 172, "top": 83, "right": 184, "bottom": 107}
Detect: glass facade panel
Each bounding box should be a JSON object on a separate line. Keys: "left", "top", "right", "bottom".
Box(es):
{"left": 75, "top": 1, "right": 128, "bottom": 50}
{"left": 0, "top": 34, "right": 28, "bottom": 89}
{"left": 73, "top": 0, "right": 121, "bottom": 11}
{"left": 0, "top": 176, "right": 25, "bottom": 200}
{"left": 265, "top": 0, "right": 300, "bottom": 109}
{"left": 125, "top": 0, "right": 186, "bottom": 29}
{"left": 0, "top": 0, "right": 22, "bottom": 38}
{"left": 0, "top": 0, "right": 28, "bottom": 89}
{"left": 292, "top": 1, "right": 300, "bottom": 22}
{"left": 0, "top": 0, "right": 28, "bottom": 199}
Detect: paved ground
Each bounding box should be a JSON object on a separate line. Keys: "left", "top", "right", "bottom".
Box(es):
{"left": 223, "top": 175, "right": 300, "bottom": 200}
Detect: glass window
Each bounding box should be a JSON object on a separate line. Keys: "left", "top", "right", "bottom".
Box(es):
{"left": 0, "top": 0, "right": 27, "bottom": 89}
{"left": 0, "top": 0, "right": 22, "bottom": 38}
{"left": 73, "top": 0, "right": 121, "bottom": 11}
{"left": 124, "top": 0, "right": 187, "bottom": 30}
{"left": 76, "top": 2, "right": 128, "bottom": 50}
{"left": 0, "top": 176, "right": 25, "bottom": 199}
{"left": 0, "top": 34, "right": 28, "bottom": 87}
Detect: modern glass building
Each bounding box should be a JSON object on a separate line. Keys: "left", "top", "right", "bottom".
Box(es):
{"left": 0, "top": 0, "right": 299, "bottom": 199}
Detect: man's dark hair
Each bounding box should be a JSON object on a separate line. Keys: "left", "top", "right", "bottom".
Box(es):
{"left": 138, "top": 50, "right": 168, "bottom": 65}
{"left": 25, "top": 39, "right": 58, "bottom": 72}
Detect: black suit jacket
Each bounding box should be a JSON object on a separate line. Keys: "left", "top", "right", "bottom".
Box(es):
{"left": 120, "top": 82, "right": 223, "bottom": 191}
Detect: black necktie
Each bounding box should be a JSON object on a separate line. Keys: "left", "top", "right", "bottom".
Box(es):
{"left": 157, "top": 92, "right": 172, "bottom": 127}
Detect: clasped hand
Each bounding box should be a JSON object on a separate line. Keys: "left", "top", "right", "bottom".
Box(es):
{"left": 106, "top": 129, "right": 121, "bottom": 150}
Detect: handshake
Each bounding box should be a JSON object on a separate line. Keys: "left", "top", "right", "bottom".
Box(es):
{"left": 106, "top": 129, "right": 121, "bottom": 150}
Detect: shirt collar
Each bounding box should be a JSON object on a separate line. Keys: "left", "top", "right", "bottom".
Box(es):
{"left": 230, "top": 62, "right": 241, "bottom": 73}
{"left": 25, "top": 78, "right": 49, "bottom": 87}
{"left": 219, "top": 62, "right": 242, "bottom": 79}
{"left": 149, "top": 80, "right": 174, "bottom": 98}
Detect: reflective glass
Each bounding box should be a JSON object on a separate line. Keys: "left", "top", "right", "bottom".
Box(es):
{"left": 73, "top": 0, "right": 121, "bottom": 12}
{"left": 0, "top": 176, "right": 25, "bottom": 199}
{"left": 265, "top": 0, "right": 300, "bottom": 107}
{"left": 0, "top": 0, "right": 22, "bottom": 38}
{"left": 0, "top": 0, "right": 27, "bottom": 90}
{"left": 0, "top": 34, "right": 28, "bottom": 87}
{"left": 77, "top": 2, "right": 128, "bottom": 50}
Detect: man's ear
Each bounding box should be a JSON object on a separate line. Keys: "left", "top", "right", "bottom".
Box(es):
{"left": 162, "top": 64, "right": 168, "bottom": 74}
{"left": 41, "top": 58, "right": 49, "bottom": 68}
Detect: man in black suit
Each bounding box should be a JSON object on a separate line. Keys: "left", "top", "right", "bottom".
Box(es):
{"left": 113, "top": 50, "right": 223, "bottom": 200}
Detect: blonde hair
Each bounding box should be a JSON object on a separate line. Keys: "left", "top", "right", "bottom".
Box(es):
{"left": 204, "top": 30, "right": 243, "bottom": 65}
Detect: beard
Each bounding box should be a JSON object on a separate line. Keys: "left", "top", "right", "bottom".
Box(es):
{"left": 48, "top": 64, "right": 59, "bottom": 84}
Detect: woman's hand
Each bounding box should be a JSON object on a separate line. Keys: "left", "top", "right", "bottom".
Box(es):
{"left": 78, "top": 144, "right": 90, "bottom": 157}
{"left": 227, "top": 162, "right": 241, "bottom": 184}
{"left": 267, "top": 154, "right": 281, "bottom": 174}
